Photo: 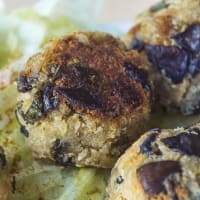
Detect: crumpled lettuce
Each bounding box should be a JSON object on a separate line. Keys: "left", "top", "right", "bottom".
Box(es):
{"left": 0, "top": 72, "right": 109, "bottom": 200}
{"left": 0, "top": 84, "right": 33, "bottom": 171}
{"left": 0, "top": 0, "right": 103, "bottom": 69}
{"left": 0, "top": 1, "right": 110, "bottom": 199}
{"left": 13, "top": 163, "right": 109, "bottom": 200}
{"left": 0, "top": 16, "right": 22, "bottom": 69}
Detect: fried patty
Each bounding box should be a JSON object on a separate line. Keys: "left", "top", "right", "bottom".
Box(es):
{"left": 16, "top": 32, "right": 151, "bottom": 168}
{"left": 126, "top": 0, "right": 200, "bottom": 115}
{"left": 106, "top": 125, "right": 200, "bottom": 200}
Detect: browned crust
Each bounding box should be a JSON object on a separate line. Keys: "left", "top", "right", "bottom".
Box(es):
{"left": 19, "top": 32, "right": 151, "bottom": 121}
{"left": 106, "top": 126, "right": 200, "bottom": 199}
{"left": 127, "top": 14, "right": 173, "bottom": 46}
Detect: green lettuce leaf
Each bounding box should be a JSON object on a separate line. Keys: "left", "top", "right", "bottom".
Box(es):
{"left": 13, "top": 163, "right": 109, "bottom": 200}
{"left": 0, "top": 70, "right": 109, "bottom": 200}
{"left": 0, "top": 0, "right": 103, "bottom": 69}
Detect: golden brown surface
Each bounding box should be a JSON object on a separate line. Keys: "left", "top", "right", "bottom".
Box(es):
{"left": 106, "top": 125, "right": 200, "bottom": 200}
{"left": 19, "top": 32, "right": 150, "bottom": 122}
{"left": 126, "top": 0, "right": 200, "bottom": 115}
{"left": 16, "top": 32, "right": 151, "bottom": 168}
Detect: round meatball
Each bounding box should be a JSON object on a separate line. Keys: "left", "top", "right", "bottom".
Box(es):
{"left": 0, "top": 147, "right": 12, "bottom": 200}
{"left": 16, "top": 32, "right": 151, "bottom": 168}
{"left": 106, "top": 125, "right": 200, "bottom": 200}
{"left": 126, "top": 0, "right": 200, "bottom": 115}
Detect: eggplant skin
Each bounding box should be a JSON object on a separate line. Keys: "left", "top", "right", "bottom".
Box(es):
{"left": 126, "top": 0, "right": 200, "bottom": 115}
{"left": 17, "top": 32, "right": 151, "bottom": 168}
{"left": 106, "top": 125, "right": 200, "bottom": 200}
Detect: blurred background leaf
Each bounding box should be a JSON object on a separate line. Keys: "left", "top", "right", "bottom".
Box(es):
{"left": 0, "top": 0, "right": 104, "bottom": 69}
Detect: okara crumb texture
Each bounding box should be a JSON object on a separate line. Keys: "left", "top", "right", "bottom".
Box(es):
{"left": 106, "top": 125, "right": 200, "bottom": 200}
{"left": 126, "top": 0, "right": 200, "bottom": 115}
{"left": 16, "top": 32, "right": 151, "bottom": 168}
